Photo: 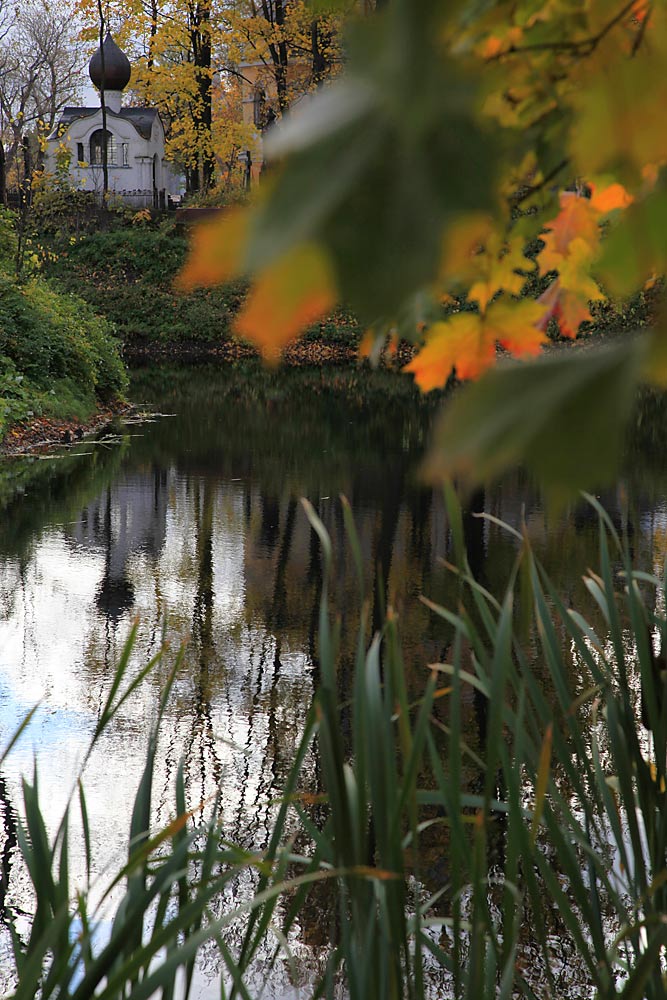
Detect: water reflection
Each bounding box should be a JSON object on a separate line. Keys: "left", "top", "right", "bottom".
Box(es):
{"left": 0, "top": 364, "right": 666, "bottom": 994}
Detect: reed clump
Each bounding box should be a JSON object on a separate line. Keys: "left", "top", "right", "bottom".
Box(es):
{"left": 4, "top": 495, "right": 667, "bottom": 999}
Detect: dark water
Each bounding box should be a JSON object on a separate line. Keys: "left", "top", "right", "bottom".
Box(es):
{"left": 0, "top": 363, "right": 665, "bottom": 995}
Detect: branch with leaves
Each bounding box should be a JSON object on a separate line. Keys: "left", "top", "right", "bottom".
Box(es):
{"left": 177, "top": 0, "right": 667, "bottom": 498}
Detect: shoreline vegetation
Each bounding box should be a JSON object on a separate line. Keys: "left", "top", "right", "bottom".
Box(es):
{"left": 0, "top": 203, "right": 654, "bottom": 457}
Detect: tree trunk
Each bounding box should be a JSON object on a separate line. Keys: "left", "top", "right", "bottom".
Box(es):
{"left": 310, "top": 21, "right": 330, "bottom": 86}
{"left": 189, "top": 0, "right": 214, "bottom": 191}
{"left": 262, "top": 0, "right": 289, "bottom": 114}
{"left": 0, "top": 142, "right": 6, "bottom": 206}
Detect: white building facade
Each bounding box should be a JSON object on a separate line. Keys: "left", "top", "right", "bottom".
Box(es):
{"left": 46, "top": 34, "right": 177, "bottom": 208}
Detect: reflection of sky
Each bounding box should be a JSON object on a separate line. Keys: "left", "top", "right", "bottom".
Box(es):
{"left": 0, "top": 672, "right": 91, "bottom": 759}
{"left": 0, "top": 468, "right": 317, "bottom": 998}
{"left": 0, "top": 531, "right": 102, "bottom": 772}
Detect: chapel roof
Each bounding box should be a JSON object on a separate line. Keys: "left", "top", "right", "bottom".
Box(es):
{"left": 89, "top": 33, "right": 132, "bottom": 93}
{"left": 50, "top": 106, "right": 160, "bottom": 141}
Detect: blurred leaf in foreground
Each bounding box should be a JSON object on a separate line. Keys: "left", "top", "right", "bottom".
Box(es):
{"left": 425, "top": 340, "right": 645, "bottom": 502}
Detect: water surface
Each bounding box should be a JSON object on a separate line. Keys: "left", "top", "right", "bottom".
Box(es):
{"left": 0, "top": 364, "right": 666, "bottom": 995}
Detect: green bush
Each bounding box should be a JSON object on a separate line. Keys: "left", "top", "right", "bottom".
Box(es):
{"left": 0, "top": 207, "right": 18, "bottom": 271}
{"left": 0, "top": 273, "right": 126, "bottom": 399}
{"left": 30, "top": 173, "right": 97, "bottom": 237}
{"left": 39, "top": 222, "right": 247, "bottom": 346}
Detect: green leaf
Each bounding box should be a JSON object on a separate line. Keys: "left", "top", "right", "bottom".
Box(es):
{"left": 425, "top": 340, "right": 645, "bottom": 501}
{"left": 598, "top": 185, "right": 667, "bottom": 297}
{"left": 249, "top": 10, "right": 498, "bottom": 322}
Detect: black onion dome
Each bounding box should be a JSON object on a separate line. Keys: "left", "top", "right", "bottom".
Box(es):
{"left": 89, "top": 33, "right": 131, "bottom": 92}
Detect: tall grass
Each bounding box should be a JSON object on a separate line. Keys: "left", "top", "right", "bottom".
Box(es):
{"left": 4, "top": 495, "right": 667, "bottom": 998}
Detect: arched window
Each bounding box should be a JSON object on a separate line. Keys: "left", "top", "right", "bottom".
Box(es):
{"left": 90, "top": 129, "right": 117, "bottom": 166}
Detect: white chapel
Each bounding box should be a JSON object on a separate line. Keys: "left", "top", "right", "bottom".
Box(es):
{"left": 46, "top": 34, "right": 175, "bottom": 208}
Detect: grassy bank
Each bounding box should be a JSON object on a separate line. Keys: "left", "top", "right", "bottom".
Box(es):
{"left": 36, "top": 216, "right": 362, "bottom": 354}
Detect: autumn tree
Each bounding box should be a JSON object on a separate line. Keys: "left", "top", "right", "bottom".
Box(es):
{"left": 0, "top": 0, "right": 82, "bottom": 193}
{"left": 222, "top": 1, "right": 343, "bottom": 122}
{"left": 77, "top": 0, "right": 344, "bottom": 191}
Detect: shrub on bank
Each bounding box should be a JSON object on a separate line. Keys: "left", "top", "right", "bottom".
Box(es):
{"left": 0, "top": 223, "right": 127, "bottom": 438}
{"left": 39, "top": 221, "right": 248, "bottom": 347}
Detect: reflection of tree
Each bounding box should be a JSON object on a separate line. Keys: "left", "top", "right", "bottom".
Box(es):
{"left": 95, "top": 487, "right": 136, "bottom": 625}
{"left": 259, "top": 496, "right": 281, "bottom": 552}
{"left": 232, "top": 495, "right": 301, "bottom": 849}
{"left": 370, "top": 469, "right": 403, "bottom": 638}
{"left": 0, "top": 772, "right": 17, "bottom": 925}
{"left": 186, "top": 479, "right": 222, "bottom": 806}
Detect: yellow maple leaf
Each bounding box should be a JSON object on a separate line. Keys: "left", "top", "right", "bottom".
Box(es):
{"left": 537, "top": 239, "right": 604, "bottom": 339}
{"left": 468, "top": 234, "right": 528, "bottom": 312}
{"left": 486, "top": 299, "right": 548, "bottom": 356}
{"left": 404, "top": 299, "right": 547, "bottom": 390}
{"left": 234, "top": 243, "right": 336, "bottom": 363}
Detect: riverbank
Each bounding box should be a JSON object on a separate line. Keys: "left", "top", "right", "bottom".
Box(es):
{"left": 124, "top": 337, "right": 363, "bottom": 365}
{"left": 0, "top": 399, "right": 136, "bottom": 456}
{"left": 0, "top": 326, "right": 635, "bottom": 458}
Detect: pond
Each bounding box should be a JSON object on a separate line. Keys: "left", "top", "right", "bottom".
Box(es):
{"left": 0, "top": 363, "right": 666, "bottom": 996}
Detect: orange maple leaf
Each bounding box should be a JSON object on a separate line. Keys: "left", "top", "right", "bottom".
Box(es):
{"left": 175, "top": 208, "right": 249, "bottom": 290}
{"left": 234, "top": 243, "right": 336, "bottom": 362}
{"left": 538, "top": 185, "right": 632, "bottom": 275}
{"left": 537, "top": 280, "right": 594, "bottom": 339}
{"left": 539, "top": 192, "right": 600, "bottom": 270}
{"left": 404, "top": 299, "right": 547, "bottom": 390}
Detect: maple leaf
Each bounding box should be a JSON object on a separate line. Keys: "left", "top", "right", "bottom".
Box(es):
{"left": 404, "top": 299, "right": 547, "bottom": 390}
{"left": 538, "top": 185, "right": 632, "bottom": 276}
{"left": 538, "top": 192, "right": 601, "bottom": 272}
{"left": 537, "top": 238, "right": 604, "bottom": 339}
{"left": 175, "top": 209, "right": 249, "bottom": 290}
{"left": 468, "top": 234, "right": 529, "bottom": 312}
{"left": 537, "top": 280, "right": 590, "bottom": 339}
{"left": 234, "top": 243, "right": 336, "bottom": 363}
